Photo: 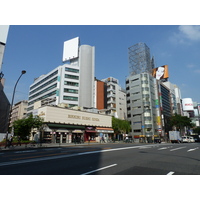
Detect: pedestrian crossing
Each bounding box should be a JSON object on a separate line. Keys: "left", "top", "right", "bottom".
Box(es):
{"left": 151, "top": 144, "right": 199, "bottom": 153}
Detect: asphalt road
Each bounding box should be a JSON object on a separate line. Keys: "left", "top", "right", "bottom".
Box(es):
{"left": 0, "top": 142, "right": 200, "bottom": 175}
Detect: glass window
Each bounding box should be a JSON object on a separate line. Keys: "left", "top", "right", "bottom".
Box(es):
{"left": 65, "top": 74, "right": 79, "bottom": 80}
{"left": 65, "top": 67, "right": 79, "bottom": 73}
{"left": 63, "top": 96, "right": 78, "bottom": 101}
{"left": 64, "top": 88, "right": 78, "bottom": 94}
{"left": 64, "top": 81, "right": 79, "bottom": 87}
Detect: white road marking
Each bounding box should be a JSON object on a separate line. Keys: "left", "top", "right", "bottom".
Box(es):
{"left": 0, "top": 144, "right": 169, "bottom": 167}
{"left": 187, "top": 147, "right": 199, "bottom": 152}
{"left": 167, "top": 171, "right": 175, "bottom": 175}
{"left": 158, "top": 147, "right": 171, "bottom": 150}
{"left": 14, "top": 150, "right": 37, "bottom": 153}
{"left": 81, "top": 164, "right": 117, "bottom": 175}
{"left": 170, "top": 147, "right": 186, "bottom": 151}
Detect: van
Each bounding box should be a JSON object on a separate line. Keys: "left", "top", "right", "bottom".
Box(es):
{"left": 182, "top": 136, "right": 190, "bottom": 143}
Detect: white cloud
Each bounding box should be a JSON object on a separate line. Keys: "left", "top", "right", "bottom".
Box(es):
{"left": 187, "top": 64, "right": 195, "bottom": 68}
{"left": 170, "top": 25, "right": 200, "bottom": 45}
{"left": 179, "top": 25, "right": 200, "bottom": 41}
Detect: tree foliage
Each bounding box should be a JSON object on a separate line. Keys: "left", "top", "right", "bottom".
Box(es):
{"left": 112, "top": 117, "right": 131, "bottom": 134}
{"left": 170, "top": 113, "right": 192, "bottom": 131}
{"left": 13, "top": 114, "right": 44, "bottom": 139}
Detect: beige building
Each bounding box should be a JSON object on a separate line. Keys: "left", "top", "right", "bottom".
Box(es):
{"left": 34, "top": 105, "right": 113, "bottom": 143}
{"left": 11, "top": 100, "right": 28, "bottom": 125}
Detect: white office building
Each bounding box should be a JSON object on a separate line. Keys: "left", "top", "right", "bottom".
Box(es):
{"left": 101, "top": 77, "right": 127, "bottom": 120}
{"left": 27, "top": 37, "right": 95, "bottom": 114}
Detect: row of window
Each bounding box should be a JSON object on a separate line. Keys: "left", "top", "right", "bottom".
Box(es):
{"left": 29, "top": 77, "right": 57, "bottom": 95}
{"left": 28, "top": 90, "right": 57, "bottom": 106}
{"left": 30, "top": 70, "right": 58, "bottom": 90}
{"left": 65, "top": 67, "right": 79, "bottom": 73}
{"left": 63, "top": 96, "right": 78, "bottom": 101}
{"left": 64, "top": 81, "right": 79, "bottom": 87}
{"left": 29, "top": 84, "right": 57, "bottom": 100}
{"left": 65, "top": 74, "right": 79, "bottom": 80}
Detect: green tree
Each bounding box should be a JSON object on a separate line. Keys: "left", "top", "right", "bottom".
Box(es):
{"left": 13, "top": 114, "right": 44, "bottom": 139}
{"left": 170, "top": 113, "right": 192, "bottom": 133}
{"left": 112, "top": 117, "right": 131, "bottom": 135}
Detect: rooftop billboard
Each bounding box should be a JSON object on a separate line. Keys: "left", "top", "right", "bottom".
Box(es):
{"left": 152, "top": 65, "right": 169, "bottom": 80}
{"left": 62, "top": 37, "right": 79, "bottom": 62}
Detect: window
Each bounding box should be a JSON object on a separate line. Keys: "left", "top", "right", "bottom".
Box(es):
{"left": 65, "top": 67, "right": 79, "bottom": 73}
{"left": 64, "top": 88, "right": 78, "bottom": 94}
{"left": 63, "top": 96, "right": 78, "bottom": 101}
{"left": 65, "top": 74, "right": 79, "bottom": 80}
{"left": 64, "top": 81, "right": 79, "bottom": 87}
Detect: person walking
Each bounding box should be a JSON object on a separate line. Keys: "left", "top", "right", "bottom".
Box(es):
{"left": 17, "top": 136, "right": 21, "bottom": 146}
{"left": 8, "top": 135, "right": 13, "bottom": 147}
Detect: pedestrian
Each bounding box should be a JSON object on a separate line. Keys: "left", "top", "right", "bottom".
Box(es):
{"left": 17, "top": 136, "right": 21, "bottom": 146}
{"left": 88, "top": 136, "right": 90, "bottom": 144}
{"left": 8, "top": 136, "right": 13, "bottom": 147}
{"left": 102, "top": 136, "right": 105, "bottom": 143}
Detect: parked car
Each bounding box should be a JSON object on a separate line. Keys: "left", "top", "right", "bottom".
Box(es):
{"left": 154, "top": 138, "right": 161, "bottom": 143}
{"left": 189, "top": 137, "right": 195, "bottom": 143}
{"left": 182, "top": 136, "right": 190, "bottom": 143}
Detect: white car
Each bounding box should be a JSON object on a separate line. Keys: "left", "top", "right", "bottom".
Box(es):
{"left": 182, "top": 136, "right": 190, "bottom": 143}
{"left": 189, "top": 137, "right": 195, "bottom": 143}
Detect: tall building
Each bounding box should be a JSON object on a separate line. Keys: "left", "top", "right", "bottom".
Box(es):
{"left": 94, "top": 78, "right": 107, "bottom": 110}
{"left": 27, "top": 37, "right": 95, "bottom": 114}
{"left": 126, "top": 73, "right": 157, "bottom": 142}
{"left": 101, "top": 77, "right": 127, "bottom": 120}
{"left": 0, "top": 25, "right": 9, "bottom": 71}
{"left": 128, "top": 42, "right": 154, "bottom": 75}
{"left": 126, "top": 42, "right": 158, "bottom": 142}
{"left": 0, "top": 25, "right": 10, "bottom": 133}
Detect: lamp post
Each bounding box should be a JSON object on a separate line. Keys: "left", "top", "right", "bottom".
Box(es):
{"left": 7, "top": 70, "right": 26, "bottom": 135}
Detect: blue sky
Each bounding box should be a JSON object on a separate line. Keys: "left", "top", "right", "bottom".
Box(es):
{"left": 2, "top": 25, "right": 200, "bottom": 104}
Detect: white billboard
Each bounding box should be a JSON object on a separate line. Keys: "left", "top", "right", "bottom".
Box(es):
{"left": 0, "top": 25, "right": 9, "bottom": 44}
{"left": 182, "top": 98, "right": 194, "bottom": 111}
{"left": 62, "top": 37, "right": 79, "bottom": 62}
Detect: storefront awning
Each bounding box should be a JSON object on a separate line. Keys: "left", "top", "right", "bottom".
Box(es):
{"left": 85, "top": 130, "right": 96, "bottom": 133}
{"left": 72, "top": 129, "right": 84, "bottom": 133}
{"left": 96, "top": 127, "right": 114, "bottom": 133}
{"left": 47, "top": 123, "right": 85, "bottom": 129}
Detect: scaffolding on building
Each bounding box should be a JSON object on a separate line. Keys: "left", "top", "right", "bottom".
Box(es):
{"left": 128, "top": 42, "right": 154, "bottom": 75}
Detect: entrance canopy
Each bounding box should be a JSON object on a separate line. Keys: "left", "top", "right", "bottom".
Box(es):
{"left": 96, "top": 127, "right": 114, "bottom": 133}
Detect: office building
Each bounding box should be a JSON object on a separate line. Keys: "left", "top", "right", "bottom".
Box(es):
{"left": 126, "top": 73, "right": 157, "bottom": 142}
{"left": 0, "top": 25, "right": 10, "bottom": 133}
{"left": 126, "top": 42, "right": 157, "bottom": 142}
{"left": 101, "top": 77, "right": 127, "bottom": 120}
{"left": 128, "top": 42, "right": 155, "bottom": 75}
{"left": 27, "top": 37, "right": 95, "bottom": 114}
{"left": 10, "top": 100, "right": 28, "bottom": 125}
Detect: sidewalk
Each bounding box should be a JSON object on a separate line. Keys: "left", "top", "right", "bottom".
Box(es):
{"left": 0, "top": 141, "right": 110, "bottom": 151}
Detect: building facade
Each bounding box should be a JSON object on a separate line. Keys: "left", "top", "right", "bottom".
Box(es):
{"left": 10, "top": 100, "right": 28, "bottom": 125}
{"left": 0, "top": 25, "right": 10, "bottom": 133}
{"left": 33, "top": 105, "right": 113, "bottom": 143}
{"left": 27, "top": 37, "right": 95, "bottom": 114}
{"left": 126, "top": 73, "right": 157, "bottom": 142}
{"left": 101, "top": 77, "right": 127, "bottom": 120}
{"left": 126, "top": 43, "right": 157, "bottom": 142}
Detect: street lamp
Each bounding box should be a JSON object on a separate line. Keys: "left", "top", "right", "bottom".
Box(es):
{"left": 7, "top": 70, "right": 26, "bottom": 134}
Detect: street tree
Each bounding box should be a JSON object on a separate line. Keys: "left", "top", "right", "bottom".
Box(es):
{"left": 112, "top": 117, "right": 131, "bottom": 138}
{"left": 13, "top": 114, "right": 44, "bottom": 139}
{"left": 170, "top": 113, "right": 193, "bottom": 133}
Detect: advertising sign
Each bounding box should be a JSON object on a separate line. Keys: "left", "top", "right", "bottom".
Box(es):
{"left": 182, "top": 98, "right": 194, "bottom": 111}
{"left": 152, "top": 65, "right": 169, "bottom": 80}
{"left": 62, "top": 37, "right": 79, "bottom": 62}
